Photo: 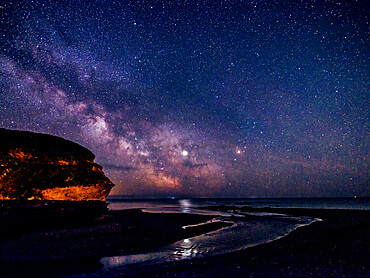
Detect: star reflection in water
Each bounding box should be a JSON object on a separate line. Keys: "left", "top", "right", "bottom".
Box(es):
{"left": 173, "top": 238, "right": 199, "bottom": 260}
{"left": 179, "top": 199, "right": 192, "bottom": 213}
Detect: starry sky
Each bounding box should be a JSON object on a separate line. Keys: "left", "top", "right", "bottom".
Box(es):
{"left": 0, "top": 0, "right": 368, "bottom": 197}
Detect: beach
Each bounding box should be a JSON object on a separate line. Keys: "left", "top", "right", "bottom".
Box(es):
{"left": 0, "top": 201, "right": 369, "bottom": 277}
{"left": 0, "top": 201, "right": 230, "bottom": 277}
{"left": 140, "top": 207, "right": 369, "bottom": 277}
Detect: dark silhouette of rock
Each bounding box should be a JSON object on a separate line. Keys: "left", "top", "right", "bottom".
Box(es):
{"left": 0, "top": 128, "right": 114, "bottom": 200}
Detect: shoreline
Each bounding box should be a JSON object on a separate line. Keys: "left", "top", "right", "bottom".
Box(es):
{"left": 1, "top": 202, "right": 369, "bottom": 277}
{"left": 0, "top": 201, "right": 231, "bottom": 277}
{"left": 137, "top": 207, "right": 369, "bottom": 277}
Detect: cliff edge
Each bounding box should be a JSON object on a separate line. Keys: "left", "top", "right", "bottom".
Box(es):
{"left": 0, "top": 128, "right": 114, "bottom": 201}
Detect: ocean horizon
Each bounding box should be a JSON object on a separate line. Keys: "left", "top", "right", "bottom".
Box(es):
{"left": 91, "top": 196, "right": 369, "bottom": 276}
{"left": 107, "top": 196, "right": 370, "bottom": 212}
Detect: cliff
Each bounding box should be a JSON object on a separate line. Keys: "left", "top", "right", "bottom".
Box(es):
{"left": 0, "top": 128, "right": 114, "bottom": 201}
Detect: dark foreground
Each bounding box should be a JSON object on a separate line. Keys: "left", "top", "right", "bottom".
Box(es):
{"left": 0, "top": 201, "right": 369, "bottom": 277}
{"left": 0, "top": 200, "right": 229, "bottom": 277}
{"left": 142, "top": 207, "right": 369, "bottom": 278}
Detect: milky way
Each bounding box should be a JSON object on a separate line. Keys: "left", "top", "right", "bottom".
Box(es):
{"left": 0, "top": 0, "right": 368, "bottom": 197}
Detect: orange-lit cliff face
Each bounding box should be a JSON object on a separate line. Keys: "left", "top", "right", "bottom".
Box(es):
{"left": 0, "top": 128, "right": 114, "bottom": 201}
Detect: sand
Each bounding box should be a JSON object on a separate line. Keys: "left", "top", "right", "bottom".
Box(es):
{"left": 0, "top": 201, "right": 368, "bottom": 277}
{"left": 140, "top": 207, "right": 369, "bottom": 277}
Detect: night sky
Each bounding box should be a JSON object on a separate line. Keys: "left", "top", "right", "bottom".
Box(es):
{"left": 0, "top": 0, "right": 368, "bottom": 197}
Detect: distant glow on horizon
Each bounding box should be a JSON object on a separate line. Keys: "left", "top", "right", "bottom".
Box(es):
{"left": 0, "top": 1, "right": 367, "bottom": 197}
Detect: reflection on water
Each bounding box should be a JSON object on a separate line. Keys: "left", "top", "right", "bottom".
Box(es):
{"left": 102, "top": 253, "right": 158, "bottom": 270}
{"left": 173, "top": 238, "right": 199, "bottom": 259}
{"left": 179, "top": 199, "right": 192, "bottom": 213}
{"left": 95, "top": 197, "right": 362, "bottom": 276}
{"left": 107, "top": 197, "right": 370, "bottom": 212}
{"left": 107, "top": 198, "right": 229, "bottom": 216}
{"left": 100, "top": 212, "right": 318, "bottom": 273}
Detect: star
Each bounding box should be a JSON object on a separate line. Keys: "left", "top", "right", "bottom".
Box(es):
{"left": 0, "top": 0, "right": 367, "bottom": 197}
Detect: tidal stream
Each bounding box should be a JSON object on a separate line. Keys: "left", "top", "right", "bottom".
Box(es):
{"left": 97, "top": 211, "right": 318, "bottom": 276}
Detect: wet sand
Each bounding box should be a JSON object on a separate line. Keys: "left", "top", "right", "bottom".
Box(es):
{"left": 139, "top": 207, "right": 370, "bottom": 277}
{"left": 1, "top": 202, "right": 369, "bottom": 277}
{"left": 0, "top": 201, "right": 230, "bottom": 277}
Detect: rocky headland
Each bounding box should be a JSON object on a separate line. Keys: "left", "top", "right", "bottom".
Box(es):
{"left": 0, "top": 129, "right": 233, "bottom": 277}
{"left": 0, "top": 128, "right": 114, "bottom": 201}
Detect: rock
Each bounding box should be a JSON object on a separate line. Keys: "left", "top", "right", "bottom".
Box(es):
{"left": 0, "top": 128, "right": 114, "bottom": 201}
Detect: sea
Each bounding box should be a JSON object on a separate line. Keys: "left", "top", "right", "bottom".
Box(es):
{"left": 77, "top": 197, "right": 369, "bottom": 277}
{"left": 107, "top": 196, "right": 369, "bottom": 212}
